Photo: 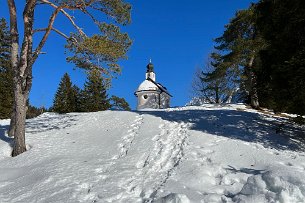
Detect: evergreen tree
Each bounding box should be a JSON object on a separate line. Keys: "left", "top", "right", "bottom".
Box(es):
{"left": 214, "top": 4, "right": 266, "bottom": 109}
{"left": 200, "top": 53, "right": 228, "bottom": 103}
{"left": 72, "top": 85, "right": 82, "bottom": 112}
{"left": 26, "top": 104, "right": 46, "bottom": 119}
{"left": 0, "top": 18, "right": 13, "bottom": 119}
{"left": 110, "top": 95, "right": 131, "bottom": 110}
{"left": 53, "top": 73, "right": 78, "bottom": 113}
{"left": 191, "top": 52, "right": 239, "bottom": 104}
{"left": 256, "top": 0, "right": 305, "bottom": 115}
{"left": 81, "top": 69, "right": 110, "bottom": 112}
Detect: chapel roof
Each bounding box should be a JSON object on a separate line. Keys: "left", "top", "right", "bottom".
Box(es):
{"left": 136, "top": 79, "right": 158, "bottom": 92}
{"left": 135, "top": 77, "right": 172, "bottom": 97}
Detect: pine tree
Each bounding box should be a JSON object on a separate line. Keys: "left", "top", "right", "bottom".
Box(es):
{"left": 26, "top": 104, "right": 46, "bottom": 119}
{"left": 0, "top": 18, "right": 13, "bottom": 119}
{"left": 256, "top": 0, "right": 305, "bottom": 116}
{"left": 191, "top": 52, "right": 239, "bottom": 104}
{"left": 53, "top": 73, "right": 78, "bottom": 113}
{"left": 81, "top": 69, "right": 110, "bottom": 112}
{"left": 72, "top": 85, "right": 82, "bottom": 112}
{"left": 201, "top": 53, "right": 227, "bottom": 103}
{"left": 110, "top": 95, "right": 131, "bottom": 110}
{"left": 214, "top": 4, "right": 266, "bottom": 109}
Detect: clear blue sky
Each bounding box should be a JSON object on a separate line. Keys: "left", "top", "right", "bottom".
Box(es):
{"left": 0, "top": 0, "right": 257, "bottom": 109}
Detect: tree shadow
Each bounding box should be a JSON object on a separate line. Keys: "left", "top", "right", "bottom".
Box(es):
{"left": 0, "top": 113, "right": 78, "bottom": 148}
{"left": 141, "top": 108, "right": 305, "bottom": 152}
{"left": 25, "top": 113, "right": 79, "bottom": 134}
{"left": 225, "top": 165, "right": 266, "bottom": 175}
{"left": 0, "top": 124, "right": 13, "bottom": 145}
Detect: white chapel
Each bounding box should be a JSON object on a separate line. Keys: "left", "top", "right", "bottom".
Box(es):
{"left": 134, "top": 61, "right": 172, "bottom": 110}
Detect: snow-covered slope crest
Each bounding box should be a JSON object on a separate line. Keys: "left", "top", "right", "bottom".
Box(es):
{"left": 0, "top": 104, "right": 305, "bottom": 203}
{"left": 185, "top": 97, "right": 209, "bottom": 106}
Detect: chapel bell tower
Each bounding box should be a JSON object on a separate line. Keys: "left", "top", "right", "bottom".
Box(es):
{"left": 146, "top": 59, "right": 156, "bottom": 81}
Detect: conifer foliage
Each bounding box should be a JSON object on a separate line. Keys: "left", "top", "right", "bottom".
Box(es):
{"left": 0, "top": 18, "right": 13, "bottom": 119}
{"left": 0, "top": 18, "right": 46, "bottom": 119}
{"left": 53, "top": 73, "right": 78, "bottom": 113}
{"left": 52, "top": 70, "right": 112, "bottom": 113}
{"left": 193, "top": 0, "right": 305, "bottom": 119}
{"left": 214, "top": 5, "right": 266, "bottom": 109}
{"left": 192, "top": 6, "right": 265, "bottom": 107}
{"left": 110, "top": 95, "right": 131, "bottom": 110}
{"left": 191, "top": 52, "right": 239, "bottom": 104}
{"left": 81, "top": 69, "right": 110, "bottom": 112}
{"left": 72, "top": 85, "right": 82, "bottom": 112}
{"left": 256, "top": 0, "right": 305, "bottom": 115}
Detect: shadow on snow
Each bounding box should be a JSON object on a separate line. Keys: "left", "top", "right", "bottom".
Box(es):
{"left": 0, "top": 113, "right": 78, "bottom": 145}
{"left": 0, "top": 124, "right": 13, "bottom": 145}
{"left": 226, "top": 165, "right": 266, "bottom": 175}
{"left": 141, "top": 108, "right": 305, "bottom": 152}
{"left": 25, "top": 113, "right": 78, "bottom": 134}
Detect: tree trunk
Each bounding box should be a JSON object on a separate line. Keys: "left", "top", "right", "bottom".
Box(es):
{"left": 250, "top": 71, "right": 260, "bottom": 109}
{"left": 7, "top": 0, "right": 36, "bottom": 156}
{"left": 247, "top": 55, "right": 260, "bottom": 109}
{"left": 7, "top": 0, "right": 19, "bottom": 138}
{"left": 12, "top": 82, "right": 29, "bottom": 156}
{"left": 224, "top": 89, "right": 236, "bottom": 104}
{"left": 215, "top": 86, "right": 220, "bottom": 104}
{"left": 8, "top": 108, "right": 16, "bottom": 137}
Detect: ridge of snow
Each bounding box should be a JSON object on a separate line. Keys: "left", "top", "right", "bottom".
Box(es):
{"left": 0, "top": 104, "right": 305, "bottom": 202}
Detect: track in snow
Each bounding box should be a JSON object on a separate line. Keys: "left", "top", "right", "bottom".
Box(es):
{"left": 87, "top": 118, "right": 190, "bottom": 203}
{"left": 72, "top": 114, "right": 146, "bottom": 202}
{"left": 113, "top": 114, "right": 144, "bottom": 159}
{"left": 117, "top": 120, "right": 190, "bottom": 202}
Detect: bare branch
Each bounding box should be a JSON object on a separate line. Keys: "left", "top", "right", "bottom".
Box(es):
{"left": 82, "top": 8, "right": 99, "bottom": 25}
{"left": 39, "top": 0, "right": 88, "bottom": 37}
{"left": 33, "top": 28, "right": 48, "bottom": 33}
{"left": 37, "top": 0, "right": 95, "bottom": 10}
{"left": 34, "top": 27, "right": 70, "bottom": 40}
{"left": 32, "top": 7, "right": 62, "bottom": 63}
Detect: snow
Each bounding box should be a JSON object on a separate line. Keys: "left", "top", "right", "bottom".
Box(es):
{"left": 185, "top": 97, "right": 209, "bottom": 106}
{"left": 136, "top": 79, "right": 158, "bottom": 91}
{"left": 0, "top": 104, "right": 305, "bottom": 203}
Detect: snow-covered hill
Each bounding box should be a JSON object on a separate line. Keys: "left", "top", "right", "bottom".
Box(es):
{"left": 0, "top": 104, "right": 305, "bottom": 203}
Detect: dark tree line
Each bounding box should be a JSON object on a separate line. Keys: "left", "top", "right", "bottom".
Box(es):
{"left": 0, "top": 18, "right": 14, "bottom": 119}
{"left": 194, "top": 0, "right": 305, "bottom": 119}
{"left": 256, "top": 0, "right": 305, "bottom": 116}
{"left": 52, "top": 70, "right": 130, "bottom": 113}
